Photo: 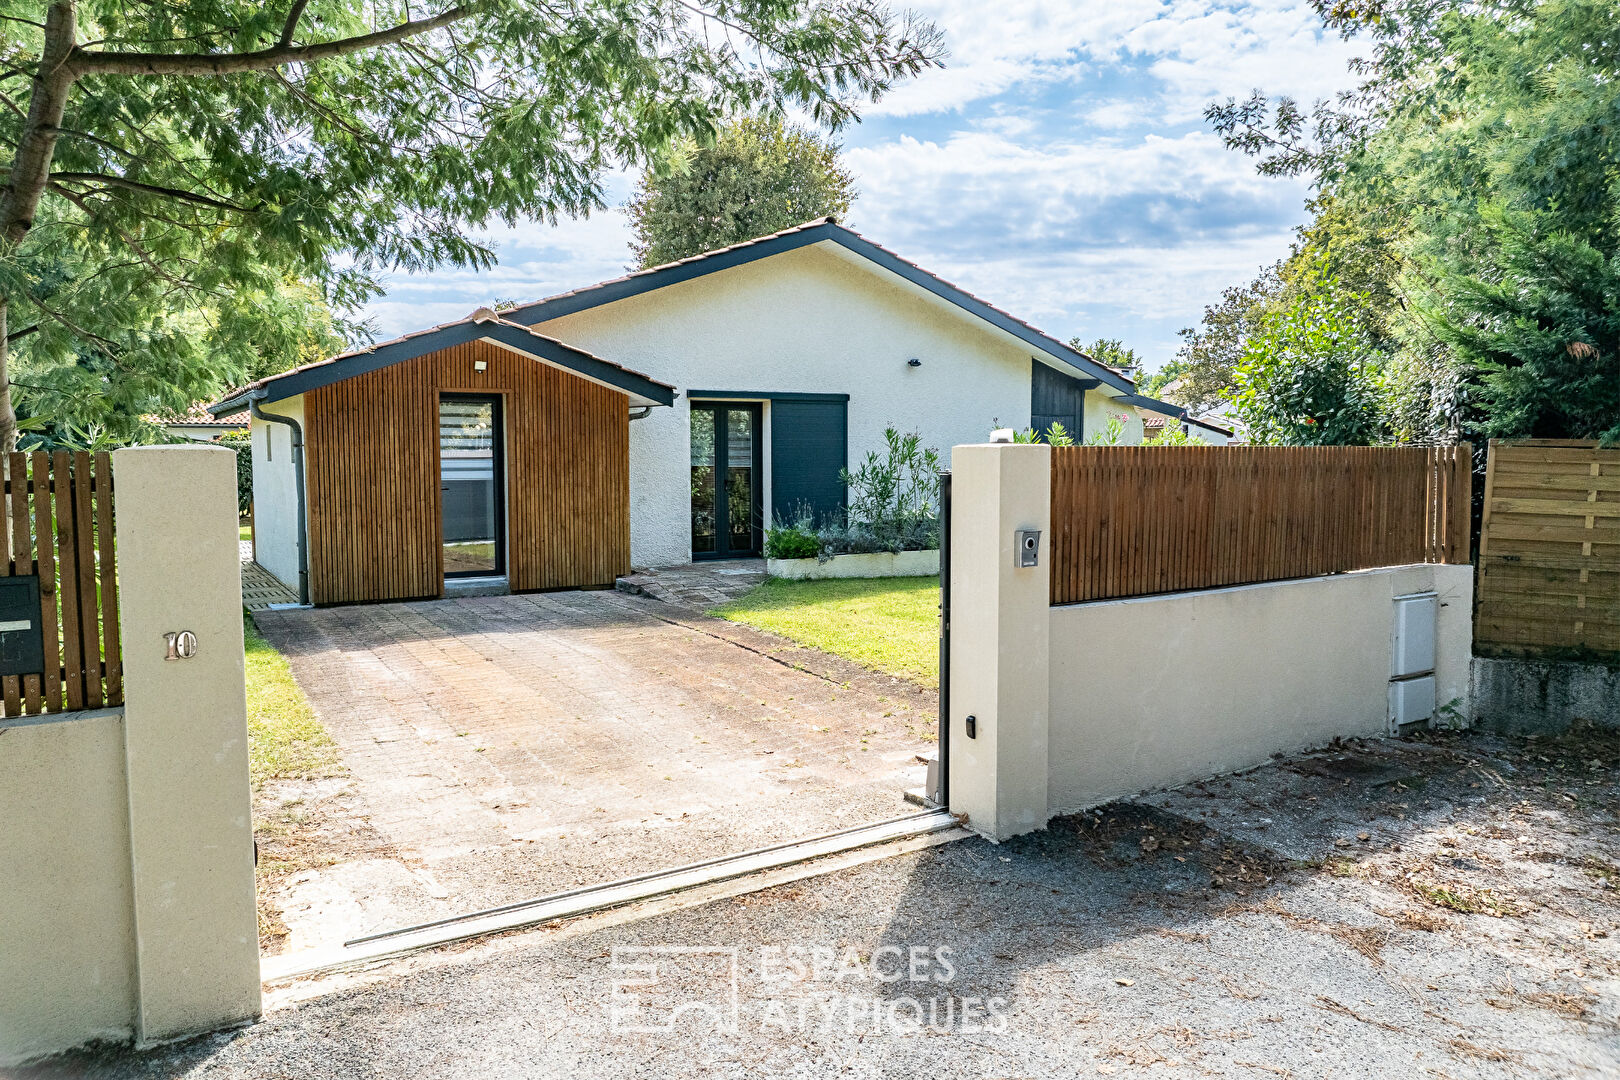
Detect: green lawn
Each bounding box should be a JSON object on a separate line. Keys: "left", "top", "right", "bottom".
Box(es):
{"left": 244, "top": 614, "right": 341, "bottom": 789}
{"left": 239, "top": 523, "right": 252, "bottom": 543}
{"left": 711, "top": 576, "right": 941, "bottom": 687}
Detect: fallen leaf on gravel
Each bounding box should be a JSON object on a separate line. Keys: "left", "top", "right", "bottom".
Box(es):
{"left": 1115, "top": 978, "right": 1135, "bottom": 986}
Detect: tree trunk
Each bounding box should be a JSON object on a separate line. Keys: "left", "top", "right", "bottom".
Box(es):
{"left": 0, "top": 301, "right": 13, "bottom": 452}
{"left": 0, "top": 0, "right": 79, "bottom": 451}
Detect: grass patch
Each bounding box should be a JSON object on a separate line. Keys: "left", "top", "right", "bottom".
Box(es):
{"left": 711, "top": 576, "right": 940, "bottom": 687}
{"left": 239, "top": 522, "right": 252, "bottom": 543}
{"left": 245, "top": 613, "right": 341, "bottom": 789}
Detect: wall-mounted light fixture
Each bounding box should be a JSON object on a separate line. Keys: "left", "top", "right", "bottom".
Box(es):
{"left": 474, "top": 360, "right": 488, "bottom": 372}
{"left": 907, "top": 358, "right": 922, "bottom": 367}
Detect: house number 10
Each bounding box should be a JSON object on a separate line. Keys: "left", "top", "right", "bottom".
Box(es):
{"left": 164, "top": 631, "right": 199, "bottom": 661}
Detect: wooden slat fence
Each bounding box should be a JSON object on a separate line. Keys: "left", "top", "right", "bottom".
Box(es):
{"left": 0, "top": 451, "right": 121, "bottom": 717}
{"left": 1475, "top": 439, "right": 1620, "bottom": 659}
{"left": 1050, "top": 444, "right": 1473, "bottom": 606}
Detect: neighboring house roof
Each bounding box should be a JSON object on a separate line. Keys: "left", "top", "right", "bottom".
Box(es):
{"left": 502, "top": 217, "right": 1186, "bottom": 416}
{"left": 210, "top": 308, "right": 676, "bottom": 414}
{"left": 1186, "top": 414, "right": 1234, "bottom": 438}
{"left": 149, "top": 402, "right": 248, "bottom": 428}
{"left": 1139, "top": 406, "right": 1234, "bottom": 439}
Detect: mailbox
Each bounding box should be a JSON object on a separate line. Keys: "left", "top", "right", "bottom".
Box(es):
{"left": 0, "top": 574, "right": 44, "bottom": 678}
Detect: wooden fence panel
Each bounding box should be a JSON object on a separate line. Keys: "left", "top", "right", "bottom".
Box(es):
{"left": 0, "top": 452, "right": 121, "bottom": 718}
{"left": 1049, "top": 444, "right": 1472, "bottom": 606}
{"left": 1475, "top": 439, "right": 1620, "bottom": 659}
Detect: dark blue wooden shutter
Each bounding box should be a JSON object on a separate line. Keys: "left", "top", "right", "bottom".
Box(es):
{"left": 771, "top": 398, "right": 847, "bottom": 527}
{"left": 1031, "top": 361, "right": 1093, "bottom": 442}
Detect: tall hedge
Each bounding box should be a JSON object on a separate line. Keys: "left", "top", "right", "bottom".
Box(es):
{"left": 218, "top": 432, "right": 252, "bottom": 517}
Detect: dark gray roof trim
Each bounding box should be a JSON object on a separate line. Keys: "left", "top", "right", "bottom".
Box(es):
{"left": 688, "top": 390, "right": 850, "bottom": 402}
{"left": 505, "top": 220, "right": 1151, "bottom": 398}
{"left": 1117, "top": 393, "right": 1187, "bottom": 418}
{"left": 212, "top": 318, "right": 675, "bottom": 413}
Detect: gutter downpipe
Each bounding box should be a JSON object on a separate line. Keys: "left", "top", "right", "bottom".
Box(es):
{"left": 249, "top": 394, "right": 310, "bottom": 606}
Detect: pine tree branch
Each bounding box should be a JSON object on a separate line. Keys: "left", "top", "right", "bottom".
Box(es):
{"left": 49, "top": 171, "right": 257, "bottom": 212}
{"left": 68, "top": 7, "right": 472, "bottom": 77}
{"left": 278, "top": 0, "right": 314, "bottom": 48}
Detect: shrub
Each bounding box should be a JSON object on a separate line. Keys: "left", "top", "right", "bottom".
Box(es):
{"left": 814, "top": 515, "right": 939, "bottom": 559}
{"left": 839, "top": 427, "right": 941, "bottom": 552}
{"left": 1008, "top": 420, "right": 1076, "bottom": 445}
{"left": 765, "top": 518, "right": 822, "bottom": 559}
{"left": 765, "top": 431, "right": 945, "bottom": 562}
{"left": 1143, "top": 423, "right": 1206, "bottom": 446}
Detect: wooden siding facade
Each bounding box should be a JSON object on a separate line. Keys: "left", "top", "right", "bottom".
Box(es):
{"left": 303, "top": 340, "right": 631, "bottom": 604}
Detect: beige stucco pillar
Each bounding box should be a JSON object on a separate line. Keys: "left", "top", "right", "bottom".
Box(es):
{"left": 947, "top": 442, "right": 1051, "bottom": 840}
{"left": 112, "top": 445, "right": 260, "bottom": 1043}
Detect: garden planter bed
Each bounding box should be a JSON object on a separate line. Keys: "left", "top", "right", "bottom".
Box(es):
{"left": 767, "top": 550, "right": 939, "bottom": 580}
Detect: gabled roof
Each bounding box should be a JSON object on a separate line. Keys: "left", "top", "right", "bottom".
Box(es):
{"left": 153, "top": 402, "right": 249, "bottom": 428}
{"left": 1185, "top": 414, "right": 1234, "bottom": 437}
{"left": 503, "top": 218, "right": 1183, "bottom": 412}
{"left": 1141, "top": 405, "right": 1233, "bottom": 438}
{"left": 210, "top": 309, "right": 676, "bottom": 413}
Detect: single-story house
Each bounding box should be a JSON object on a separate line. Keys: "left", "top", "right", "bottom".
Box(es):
{"left": 214, "top": 218, "right": 1186, "bottom": 605}
{"left": 1139, "top": 407, "right": 1236, "bottom": 445}
{"left": 155, "top": 403, "right": 248, "bottom": 442}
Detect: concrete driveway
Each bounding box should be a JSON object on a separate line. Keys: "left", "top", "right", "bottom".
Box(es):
{"left": 251, "top": 588, "right": 935, "bottom": 954}
{"left": 33, "top": 729, "right": 1620, "bottom": 1079}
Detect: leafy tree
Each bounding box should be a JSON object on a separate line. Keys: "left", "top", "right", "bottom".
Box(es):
{"left": 1136, "top": 357, "right": 1191, "bottom": 400}
{"left": 1205, "top": 0, "right": 1620, "bottom": 444}
{"left": 0, "top": 1, "right": 943, "bottom": 449}
{"left": 1170, "top": 267, "right": 1284, "bottom": 413}
{"left": 627, "top": 117, "right": 856, "bottom": 267}
{"left": 1070, "top": 336, "right": 1141, "bottom": 377}
{"left": 1419, "top": 208, "right": 1620, "bottom": 443}
{"left": 1229, "top": 281, "right": 1385, "bottom": 446}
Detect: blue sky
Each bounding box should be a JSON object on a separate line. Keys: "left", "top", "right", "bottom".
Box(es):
{"left": 363, "top": 0, "right": 1364, "bottom": 374}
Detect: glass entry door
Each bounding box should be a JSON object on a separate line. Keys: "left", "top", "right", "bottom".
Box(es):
{"left": 439, "top": 394, "right": 505, "bottom": 578}
{"left": 690, "top": 403, "right": 761, "bottom": 559}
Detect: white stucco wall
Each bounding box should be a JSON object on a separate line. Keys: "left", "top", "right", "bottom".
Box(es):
{"left": 532, "top": 241, "right": 1134, "bottom": 566}
{"left": 250, "top": 394, "right": 304, "bottom": 592}
{"left": 0, "top": 710, "right": 137, "bottom": 1066}
{"left": 1045, "top": 562, "right": 1476, "bottom": 815}
{"left": 1085, "top": 393, "right": 1144, "bottom": 444}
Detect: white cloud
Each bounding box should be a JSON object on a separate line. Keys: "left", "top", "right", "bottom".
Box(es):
{"left": 873, "top": 0, "right": 1360, "bottom": 121}
{"left": 358, "top": 1, "right": 1363, "bottom": 364}
{"left": 364, "top": 198, "right": 635, "bottom": 340}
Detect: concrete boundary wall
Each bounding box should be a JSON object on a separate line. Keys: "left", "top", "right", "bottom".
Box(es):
{"left": 0, "top": 445, "right": 259, "bottom": 1067}
{"left": 946, "top": 442, "right": 1475, "bottom": 841}
{"left": 1047, "top": 564, "right": 1474, "bottom": 816}
{"left": 1471, "top": 656, "right": 1620, "bottom": 734}
{"left": 0, "top": 708, "right": 136, "bottom": 1064}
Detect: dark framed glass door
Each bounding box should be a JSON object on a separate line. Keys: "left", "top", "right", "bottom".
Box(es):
{"left": 439, "top": 394, "right": 505, "bottom": 578}
{"left": 691, "top": 403, "right": 762, "bottom": 559}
